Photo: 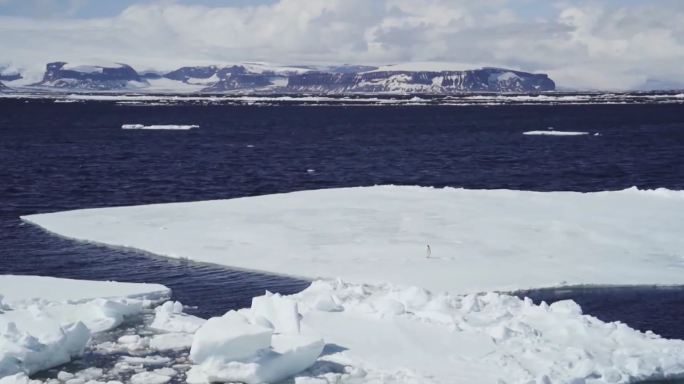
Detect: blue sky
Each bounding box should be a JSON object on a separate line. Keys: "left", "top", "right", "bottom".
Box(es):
{"left": 0, "top": 0, "right": 669, "bottom": 19}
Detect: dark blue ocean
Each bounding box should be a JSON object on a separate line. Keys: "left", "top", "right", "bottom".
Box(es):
{"left": 2, "top": 98, "right": 684, "bottom": 338}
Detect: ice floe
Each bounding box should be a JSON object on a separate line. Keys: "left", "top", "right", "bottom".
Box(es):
{"left": 22, "top": 186, "right": 684, "bottom": 294}
{"left": 121, "top": 125, "right": 199, "bottom": 130}
{"left": 0, "top": 277, "right": 169, "bottom": 378}
{"left": 0, "top": 276, "right": 169, "bottom": 306}
{"left": 150, "top": 301, "right": 205, "bottom": 334}
{"left": 290, "top": 278, "right": 684, "bottom": 384}
{"left": 523, "top": 130, "right": 589, "bottom": 136}
{"left": 189, "top": 294, "right": 324, "bottom": 384}
{"left": 10, "top": 187, "right": 684, "bottom": 384}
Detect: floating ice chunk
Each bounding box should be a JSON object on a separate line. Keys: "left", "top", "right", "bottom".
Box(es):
{"left": 122, "top": 125, "right": 199, "bottom": 130}
{"left": 0, "top": 374, "right": 42, "bottom": 384}
{"left": 150, "top": 304, "right": 205, "bottom": 334}
{"left": 0, "top": 307, "right": 91, "bottom": 377}
{"left": 523, "top": 131, "right": 589, "bottom": 136}
{"left": 117, "top": 335, "right": 141, "bottom": 344}
{"left": 152, "top": 368, "right": 177, "bottom": 377}
{"left": 190, "top": 316, "right": 273, "bottom": 364}
{"left": 130, "top": 372, "right": 171, "bottom": 384}
{"left": 199, "top": 334, "right": 325, "bottom": 384}
{"left": 120, "top": 356, "right": 171, "bottom": 366}
{"left": 191, "top": 300, "right": 323, "bottom": 384}
{"left": 42, "top": 298, "right": 143, "bottom": 334}
{"left": 74, "top": 368, "right": 103, "bottom": 381}
{"left": 0, "top": 276, "right": 169, "bottom": 306}
{"left": 57, "top": 372, "right": 74, "bottom": 381}
{"left": 251, "top": 294, "right": 300, "bottom": 335}
{"left": 150, "top": 333, "right": 194, "bottom": 351}
{"left": 155, "top": 301, "right": 184, "bottom": 315}
{"left": 63, "top": 322, "right": 90, "bottom": 357}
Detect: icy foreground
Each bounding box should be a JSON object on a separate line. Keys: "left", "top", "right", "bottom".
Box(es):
{"left": 22, "top": 186, "right": 684, "bottom": 294}
{"left": 0, "top": 276, "right": 170, "bottom": 378}
{"left": 188, "top": 293, "right": 324, "bottom": 384}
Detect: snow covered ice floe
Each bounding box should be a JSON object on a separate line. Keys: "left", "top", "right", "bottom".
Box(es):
{"left": 121, "top": 125, "right": 199, "bottom": 130}
{"left": 16, "top": 186, "right": 684, "bottom": 383}
{"left": 281, "top": 279, "right": 684, "bottom": 384}
{"left": 22, "top": 186, "right": 684, "bottom": 294}
{"left": 150, "top": 301, "right": 205, "bottom": 334}
{"left": 523, "top": 130, "right": 589, "bottom": 136}
{"left": 0, "top": 276, "right": 170, "bottom": 378}
{"left": 0, "top": 276, "right": 169, "bottom": 307}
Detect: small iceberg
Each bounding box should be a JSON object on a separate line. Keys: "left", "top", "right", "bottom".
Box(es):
{"left": 523, "top": 131, "right": 589, "bottom": 136}
{"left": 122, "top": 124, "right": 199, "bottom": 130}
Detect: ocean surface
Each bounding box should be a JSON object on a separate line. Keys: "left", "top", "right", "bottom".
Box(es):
{"left": 2, "top": 98, "right": 684, "bottom": 338}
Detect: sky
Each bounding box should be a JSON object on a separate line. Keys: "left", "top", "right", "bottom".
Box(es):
{"left": 0, "top": 0, "right": 683, "bottom": 90}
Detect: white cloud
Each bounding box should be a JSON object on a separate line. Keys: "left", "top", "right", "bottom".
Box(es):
{"left": 1, "top": 0, "right": 683, "bottom": 90}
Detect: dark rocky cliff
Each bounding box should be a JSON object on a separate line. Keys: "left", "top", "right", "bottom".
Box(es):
{"left": 285, "top": 68, "right": 555, "bottom": 93}
{"left": 31, "top": 62, "right": 146, "bottom": 90}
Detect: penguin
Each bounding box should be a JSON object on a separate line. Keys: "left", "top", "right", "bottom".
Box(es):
{"left": 426, "top": 245, "right": 431, "bottom": 259}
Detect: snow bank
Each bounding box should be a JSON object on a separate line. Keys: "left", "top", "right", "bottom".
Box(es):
{"left": 0, "top": 276, "right": 169, "bottom": 306}
{"left": 122, "top": 125, "right": 199, "bottom": 130}
{"left": 189, "top": 294, "right": 324, "bottom": 384}
{"left": 0, "top": 276, "right": 170, "bottom": 379}
{"left": 22, "top": 186, "right": 684, "bottom": 294}
{"left": 524, "top": 131, "right": 590, "bottom": 136}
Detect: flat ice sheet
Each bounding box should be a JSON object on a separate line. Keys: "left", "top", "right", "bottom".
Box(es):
{"left": 122, "top": 125, "right": 199, "bottom": 130}
{"left": 22, "top": 186, "right": 684, "bottom": 294}
{"left": 0, "top": 275, "right": 169, "bottom": 305}
{"left": 523, "top": 130, "right": 589, "bottom": 136}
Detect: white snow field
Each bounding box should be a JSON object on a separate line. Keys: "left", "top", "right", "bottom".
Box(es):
{"left": 523, "top": 131, "right": 590, "bottom": 136}
{"left": 121, "top": 125, "right": 199, "bottom": 130}
{"left": 22, "top": 186, "right": 684, "bottom": 294}
{"left": 0, "top": 276, "right": 170, "bottom": 378}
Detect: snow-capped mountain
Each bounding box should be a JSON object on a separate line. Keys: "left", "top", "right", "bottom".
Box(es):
{"left": 162, "top": 62, "right": 315, "bottom": 91}
{"left": 285, "top": 67, "right": 555, "bottom": 94}
{"left": 0, "top": 81, "right": 9, "bottom": 91}
{"left": 30, "top": 61, "right": 148, "bottom": 90}
{"left": 1, "top": 60, "right": 557, "bottom": 93}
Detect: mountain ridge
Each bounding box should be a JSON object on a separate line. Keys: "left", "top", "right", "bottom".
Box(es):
{"left": 1, "top": 60, "right": 556, "bottom": 93}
